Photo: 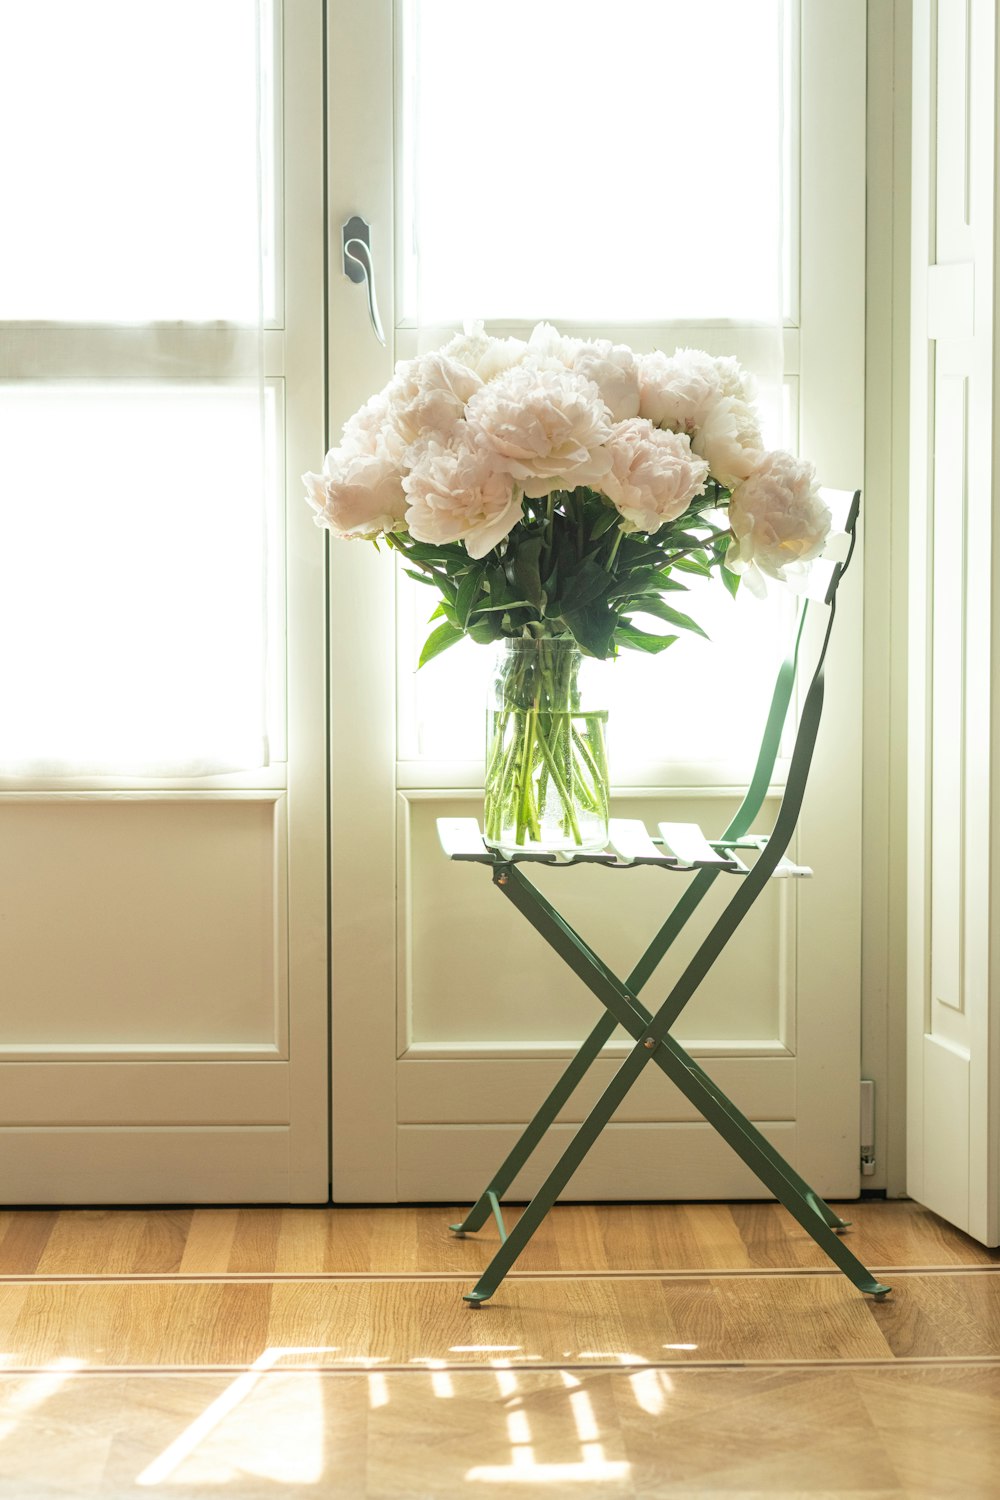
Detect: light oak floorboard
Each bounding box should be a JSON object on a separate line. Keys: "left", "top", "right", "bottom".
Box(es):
{"left": 0, "top": 1205, "right": 996, "bottom": 1498}
{"left": 0, "top": 1366, "right": 996, "bottom": 1498}
{"left": 0, "top": 1272, "right": 998, "bottom": 1370}
{"left": 2, "top": 1201, "right": 998, "bottom": 1278}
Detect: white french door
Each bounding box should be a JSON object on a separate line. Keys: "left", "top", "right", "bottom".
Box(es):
{"left": 329, "top": 2, "right": 868, "bottom": 1202}
{"left": 906, "top": 0, "right": 999, "bottom": 1247}
{"left": 0, "top": 2, "right": 329, "bottom": 1202}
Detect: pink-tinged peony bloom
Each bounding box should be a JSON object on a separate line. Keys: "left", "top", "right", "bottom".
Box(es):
{"left": 637, "top": 347, "right": 763, "bottom": 489}
{"left": 339, "top": 390, "right": 398, "bottom": 456}
{"left": 528, "top": 323, "right": 641, "bottom": 421}
{"left": 439, "top": 324, "right": 529, "bottom": 384}
{"left": 303, "top": 445, "right": 407, "bottom": 540}
{"left": 382, "top": 351, "right": 483, "bottom": 450}
{"left": 637, "top": 348, "right": 720, "bottom": 433}
{"left": 602, "top": 420, "right": 709, "bottom": 533}
{"left": 404, "top": 437, "right": 522, "bottom": 559}
{"left": 465, "top": 363, "right": 613, "bottom": 499}
{"left": 726, "top": 451, "right": 831, "bottom": 596}
{"left": 572, "top": 340, "right": 641, "bottom": 422}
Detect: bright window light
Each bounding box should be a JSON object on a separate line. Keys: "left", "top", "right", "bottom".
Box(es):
{"left": 401, "top": 0, "right": 784, "bottom": 324}
{"left": 0, "top": 385, "right": 278, "bottom": 776}
{"left": 0, "top": 0, "right": 275, "bottom": 321}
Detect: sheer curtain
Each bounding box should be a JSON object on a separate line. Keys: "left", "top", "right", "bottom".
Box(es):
{"left": 0, "top": 0, "right": 273, "bottom": 777}
{"left": 396, "top": 0, "right": 791, "bottom": 776}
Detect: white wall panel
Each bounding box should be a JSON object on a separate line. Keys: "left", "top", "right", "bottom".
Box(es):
{"left": 401, "top": 792, "right": 791, "bottom": 1052}
{"left": 0, "top": 795, "right": 287, "bottom": 1054}
{"left": 0, "top": 1128, "right": 293, "bottom": 1205}
{"left": 397, "top": 1056, "right": 795, "bottom": 1126}
{"left": 398, "top": 1123, "right": 799, "bottom": 1204}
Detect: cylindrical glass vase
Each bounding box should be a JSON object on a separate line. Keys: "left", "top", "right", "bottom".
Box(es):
{"left": 483, "top": 637, "right": 609, "bottom": 853}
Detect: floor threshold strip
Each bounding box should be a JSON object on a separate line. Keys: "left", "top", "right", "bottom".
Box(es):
{"left": 0, "top": 1264, "right": 996, "bottom": 1285}
{"left": 0, "top": 1355, "right": 997, "bottom": 1378}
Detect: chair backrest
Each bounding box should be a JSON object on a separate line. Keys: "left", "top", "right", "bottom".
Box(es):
{"left": 628, "top": 489, "right": 861, "bottom": 1000}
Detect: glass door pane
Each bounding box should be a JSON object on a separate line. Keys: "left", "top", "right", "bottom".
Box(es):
{"left": 400, "top": 0, "right": 784, "bottom": 324}
{"left": 0, "top": 384, "right": 277, "bottom": 775}
{"left": 0, "top": 0, "right": 275, "bottom": 321}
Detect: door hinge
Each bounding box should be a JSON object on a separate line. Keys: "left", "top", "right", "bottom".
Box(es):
{"left": 860, "top": 1078, "right": 875, "bottom": 1176}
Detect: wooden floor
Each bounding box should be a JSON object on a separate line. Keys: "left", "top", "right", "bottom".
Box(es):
{"left": 0, "top": 1200, "right": 997, "bottom": 1497}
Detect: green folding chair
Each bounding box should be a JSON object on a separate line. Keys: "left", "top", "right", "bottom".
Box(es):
{"left": 437, "top": 490, "right": 890, "bottom": 1306}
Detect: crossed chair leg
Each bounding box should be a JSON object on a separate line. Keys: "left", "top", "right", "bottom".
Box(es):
{"left": 450, "top": 864, "right": 890, "bottom": 1305}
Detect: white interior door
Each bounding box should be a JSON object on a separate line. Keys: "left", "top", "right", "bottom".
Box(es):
{"left": 329, "top": 0, "right": 868, "bottom": 1203}
{"left": 906, "top": 0, "right": 999, "bottom": 1246}
{"left": 0, "top": 1, "right": 329, "bottom": 1203}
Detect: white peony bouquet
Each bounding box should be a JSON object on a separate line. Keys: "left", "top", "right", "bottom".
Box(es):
{"left": 304, "top": 322, "right": 831, "bottom": 667}
{"left": 304, "top": 322, "right": 832, "bottom": 850}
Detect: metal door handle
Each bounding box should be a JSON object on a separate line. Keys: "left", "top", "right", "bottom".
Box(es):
{"left": 342, "top": 215, "right": 386, "bottom": 346}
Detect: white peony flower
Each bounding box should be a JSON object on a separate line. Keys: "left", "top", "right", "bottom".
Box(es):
{"left": 303, "top": 444, "right": 407, "bottom": 540}
{"left": 465, "top": 363, "right": 613, "bottom": 499}
{"left": 726, "top": 451, "right": 831, "bottom": 596}
{"left": 339, "top": 391, "right": 407, "bottom": 463}
{"left": 438, "top": 325, "right": 529, "bottom": 384}
{"left": 527, "top": 321, "right": 585, "bottom": 364}
{"left": 602, "top": 420, "right": 709, "bottom": 533}
{"left": 691, "top": 397, "right": 762, "bottom": 490}
{"left": 404, "top": 437, "right": 522, "bottom": 559}
{"left": 638, "top": 348, "right": 720, "bottom": 433}
{"left": 572, "top": 340, "right": 641, "bottom": 422}
{"left": 383, "top": 351, "right": 483, "bottom": 450}
{"left": 528, "top": 323, "right": 640, "bottom": 421}
{"left": 637, "top": 347, "right": 763, "bottom": 489}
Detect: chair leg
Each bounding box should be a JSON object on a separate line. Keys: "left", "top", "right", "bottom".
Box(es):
{"left": 462, "top": 1044, "right": 653, "bottom": 1304}
{"left": 652, "top": 1036, "right": 889, "bottom": 1298}
{"left": 450, "top": 1009, "right": 619, "bottom": 1235}
{"left": 653, "top": 1047, "right": 851, "bottom": 1232}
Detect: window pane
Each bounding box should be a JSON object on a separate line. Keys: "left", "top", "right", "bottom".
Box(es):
{"left": 0, "top": 0, "right": 274, "bottom": 321}
{"left": 401, "top": 0, "right": 784, "bottom": 324}
{"left": 0, "top": 385, "right": 275, "bottom": 775}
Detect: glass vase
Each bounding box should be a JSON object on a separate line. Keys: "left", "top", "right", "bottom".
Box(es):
{"left": 483, "top": 637, "right": 609, "bottom": 853}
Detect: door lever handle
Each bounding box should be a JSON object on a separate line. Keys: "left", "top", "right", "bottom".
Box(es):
{"left": 342, "top": 216, "right": 386, "bottom": 346}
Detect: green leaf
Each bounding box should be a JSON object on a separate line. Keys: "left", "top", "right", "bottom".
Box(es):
{"left": 615, "top": 624, "right": 678, "bottom": 655}
{"left": 722, "top": 564, "right": 742, "bottom": 599}
{"left": 561, "top": 556, "right": 615, "bottom": 610}
{"left": 403, "top": 540, "right": 467, "bottom": 564}
{"left": 588, "top": 507, "right": 620, "bottom": 541}
{"left": 403, "top": 568, "right": 440, "bottom": 589}
{"left": 472, "top": 599, "right": 533, "bottom": 614}
{"left": 511, "top": 533, "right": 544, "bottom": 607}
{"left": 673, "top": 553, "right": 712, "bottom": 578}
{"left": 418, "top": 620, "right": 464, "bottom": 668}
{"left": 454, "top": 567, "right": 483, "bottom": 629}
{"left": 607, "top": 569, "right": 688, "bottom": 601}
{"left": 485, "top": 566, "right": 510, "bottom": 605}
{"left": 467, "top": 617, "right": 500, "bottom": 645}
{"left": 632, "top": 596, "right": 710, "bottom": 639}
{"left": 562, "top": 604, "right": 618, "bottom": 659}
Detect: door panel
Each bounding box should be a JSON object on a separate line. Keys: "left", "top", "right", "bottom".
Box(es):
{"left": 906, "top": 0, "right": 999, "bottom": 1246}
{"left": 0, "top": 1, "right": 328, "bottom": 1204}
{"left": 329, "top": 1, "right": 868, "bottom": 1202}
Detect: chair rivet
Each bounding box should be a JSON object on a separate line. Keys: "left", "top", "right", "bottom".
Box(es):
{"left": 497, "top": 872, "right": 509, "bottom": 887}
{"left": 643, "top": 1037, "right": 656, "bottom": 1051}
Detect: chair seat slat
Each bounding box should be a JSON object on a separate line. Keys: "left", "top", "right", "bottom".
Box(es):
{"left": 658, "top": 821, "right": 743, "bottom": 870}
{"left": 607, "top": 818, "right": 678, "bottom": 866}
{"left": 437, "top": 817, "right": 492, "bottom": 861}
